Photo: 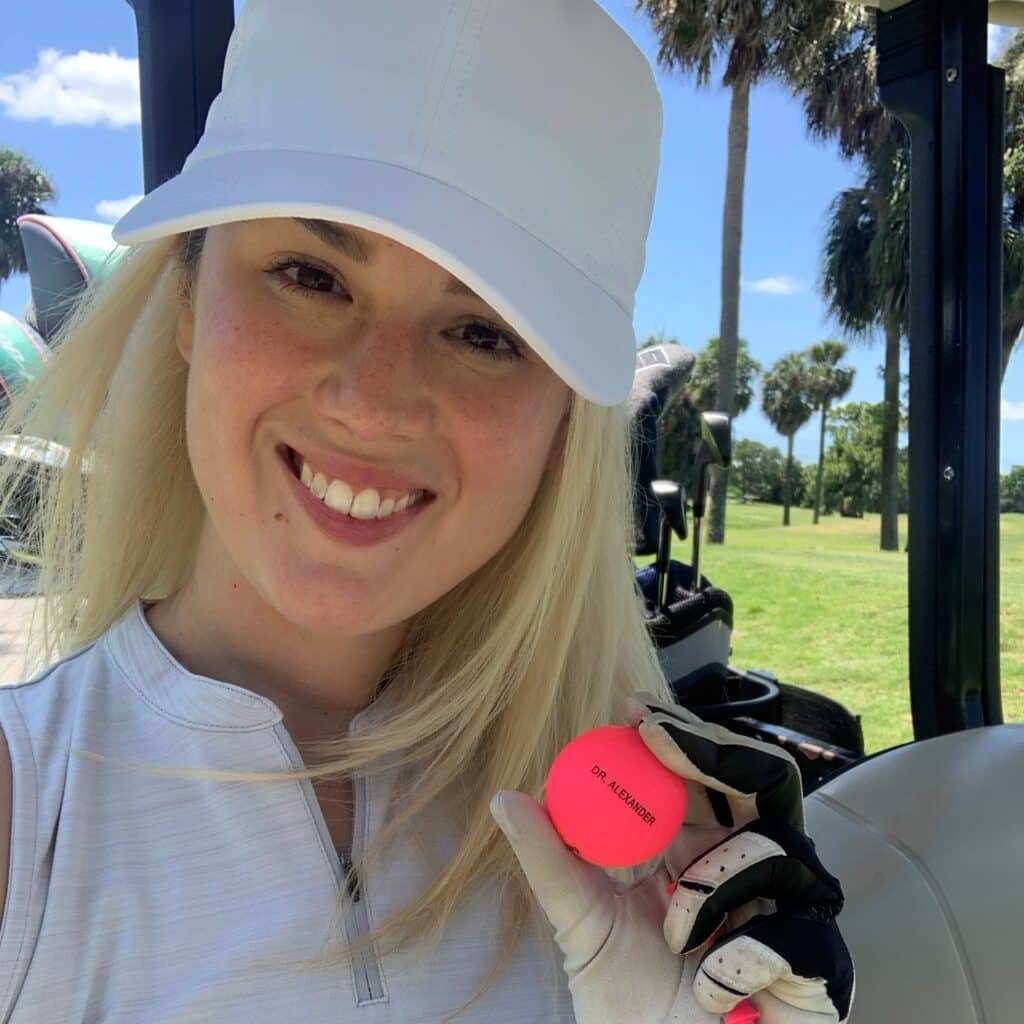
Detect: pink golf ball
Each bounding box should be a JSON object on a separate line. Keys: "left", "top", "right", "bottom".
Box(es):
{"left": 544, "top": 724, "right": 688, "bottom": 868}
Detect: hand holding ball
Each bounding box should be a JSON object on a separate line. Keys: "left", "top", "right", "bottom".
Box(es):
{"left": 543, "top": 725, "right": 688, "bottom": 868}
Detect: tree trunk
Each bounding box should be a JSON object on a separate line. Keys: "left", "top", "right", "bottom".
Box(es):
{"left": 813, "top": 403, "right": 828, "bottom": 524}
{"left": 784, "top": 432, "right": 794, "bottom": 527}
{"left": 1002, "top": 320, "right": 1022, "bottom": 382}
{"left": 707, "top": 74, "right": 751, "bottom": 546}
{"left": 880, "top": 312, "right": 901, "bottom": 551}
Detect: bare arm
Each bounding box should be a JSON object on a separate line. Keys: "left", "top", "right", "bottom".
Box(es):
{"left": 0, "top": 724, "right": 11, "bottom": 923}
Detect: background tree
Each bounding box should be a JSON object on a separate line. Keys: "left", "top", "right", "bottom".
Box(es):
{"left": 819, "top": 102, "right": 1024, "bottom": 549}
{"left": 686, "top": 335, "right": 762, "bottom": 413}
{"left": 0, "top": 148, "right": 56, "bottom": 295}
{"left": 805, "top": 339, "right": 856, "bottom": 523}
{"left": 821, "top": 139, "right": 907, "bottom": 551}
{"left": 732, "top": 438, "right": 806, "bottom": 506}
{"left": 997, "top": 30, "right": 1024, "bottom": 371}
{"left": 1000, "top": 465, "right": 1024, "bottom": 513}
{"left": 634, "top": 0, "right": 847, "bottom": 545}
{"left": 818, "top": 400, "right": 908, "bottom": 519}
{"left": 803, "top": 19, "right": 1024, "bottom": 377}
{"left": 761, "top": 352, "right": 814, "bottom": 525}
{"left": 731, "top": 438, "right": 782, "bottom": 504}
{"left": 794, "top": 5, "right": 898, "bottom": 161}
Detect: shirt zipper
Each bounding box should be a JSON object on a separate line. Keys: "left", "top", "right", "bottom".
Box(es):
{"left": 338, "top": 774, "right": 386, "bottom": 1005}
{"left": 338, "top": 849, "right": 361, "bottom": 902}
{"left": 276, "top": 721, "right": 387, "bottom": 1006}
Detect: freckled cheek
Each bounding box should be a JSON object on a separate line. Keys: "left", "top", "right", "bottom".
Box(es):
{"left": 186, "top": 306, "right": 306, "bottom": 487}
{"left": 193, "top": 301, "right": 307, "bottom": 400}
{"left": 452, "top": 397, "right": 553, "bottom": 515}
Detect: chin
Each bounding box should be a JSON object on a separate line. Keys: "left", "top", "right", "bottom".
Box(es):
{"left": 264, "top": 571, "right": 416, "bottom": 636}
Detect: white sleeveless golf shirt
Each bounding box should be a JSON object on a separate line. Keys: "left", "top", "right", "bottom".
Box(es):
{"left": 0, "top": 598, "right": 573, "bottom": 1023}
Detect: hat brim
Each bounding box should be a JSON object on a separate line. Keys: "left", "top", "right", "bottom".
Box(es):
{"left": 112, "top": 149, "right": 636, "bottom": 406}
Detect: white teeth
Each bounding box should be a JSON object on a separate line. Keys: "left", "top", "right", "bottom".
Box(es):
{"left": 324, "top": 479, "right": 354, "bottom": 514}
{"left": 349, "top": 489, "right": 381, "bottom": 520}
{"left": 295, "top": 453, "right": 424, "bottom": 519}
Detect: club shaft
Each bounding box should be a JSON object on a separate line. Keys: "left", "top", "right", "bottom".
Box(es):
{"left": 692, "top": 513, "right": 703, "bottom": 593}
{"left": 657, "top": 513, "right": 671, "bottom": 612}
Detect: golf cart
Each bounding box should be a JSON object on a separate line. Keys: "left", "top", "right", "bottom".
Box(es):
{"left": 3, "top": 0, "right": 1022, "bottom": 1018}
{"left": 0, "top": 215, "right": 110, "bottom": 566}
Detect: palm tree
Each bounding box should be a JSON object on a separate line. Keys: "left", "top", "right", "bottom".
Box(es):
{"left": 634, "top": 0, "right": 846, "bottom": 545}
{"left": 1003, "top": 225, "right": 1024, "bottom": 373}
{"left": 997, "top": 30, "right": 1024, "bottom": 371}
{"left": 0, "top": 148, "right": 56, "bottom": 295}
{"left": 803, "top": 12, "right": 1024, "bottom": 380}
{"left": 821, "top": 140, "right": 908, "bottom": 551}
{"left": 761, "top": 352, "right": 814, "bottom": 526}
{"left": 805, "top": 340, "right": 856, "bottom": 524}
{"left": 793, "top": 5, "right": 901, "bottom": 161}
{"left": 685, "top": 336, "right": 762, "bottom": 414}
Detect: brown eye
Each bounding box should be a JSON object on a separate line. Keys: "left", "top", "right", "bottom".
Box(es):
{"left": 446, "top": 321, "right": 524, "bottom": 362}
{"left": 267, "top": 260, "right": 348, "bottom": 300}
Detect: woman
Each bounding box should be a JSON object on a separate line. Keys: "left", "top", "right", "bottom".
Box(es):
{"left": 0, "top": 1, "right": 853, "bottom": 1021}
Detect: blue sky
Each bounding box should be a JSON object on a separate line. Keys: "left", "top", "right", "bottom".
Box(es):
{"left": 2, "top": 2, "right": 1021, "bottom": 470}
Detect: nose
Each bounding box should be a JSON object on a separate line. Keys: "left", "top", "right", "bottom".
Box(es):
{"left": 312, "top": 324, "right": 437, "bottom": 442}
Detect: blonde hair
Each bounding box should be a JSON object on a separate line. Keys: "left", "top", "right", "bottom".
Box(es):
{"left": 0, "top": 226, "right": 676, "bottom": 1022}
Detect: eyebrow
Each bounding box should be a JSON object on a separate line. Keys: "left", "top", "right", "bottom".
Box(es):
{"left": 295, "top": 218, "right": 482, "bottom": 300}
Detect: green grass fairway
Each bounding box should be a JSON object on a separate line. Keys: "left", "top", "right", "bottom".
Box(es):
{"left": 636, "top": 502, "right": 1024, "bottom": 753}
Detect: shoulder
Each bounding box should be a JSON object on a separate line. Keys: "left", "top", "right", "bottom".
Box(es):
{"left": 0, "top": 630, "right": 110, "bottom": 716}
{"left": 0, "top": 636, "right": 113, "bottom": 803}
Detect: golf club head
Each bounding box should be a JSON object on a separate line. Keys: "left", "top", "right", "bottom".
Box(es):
{"left": 692, "top": 411, "right": 732, "bottom": 518}
{"left": 651, "top": 479, "right": 687, "bottom": 540}
{"left": 699, "top": 411, "right": 732, "bottom": 468}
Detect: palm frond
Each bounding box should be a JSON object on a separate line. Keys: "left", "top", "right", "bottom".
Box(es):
{"left": 762, "top": 352, "right": 814, "bottom": 437}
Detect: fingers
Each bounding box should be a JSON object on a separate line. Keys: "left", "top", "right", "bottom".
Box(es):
{"left": 664, "top": 819, "right": 844, "bottom": 956}
{"left": 695, "top": 912, "right": 855, "bottom": 1023}
{"left": 625, "top": 695, "right": 852, "bottom": 1022}
{"left": 488, "top": 790, "right": 615, "bottom": 962}
{"left": 750, "top": 988, "right": 850, "bottom": 1024}
{"left": 628, "top": 691, "right": 805, "bottom": 831}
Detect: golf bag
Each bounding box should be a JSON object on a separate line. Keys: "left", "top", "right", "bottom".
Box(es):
{"left": 628, "top": 344, "right": 865, "bottom": 792}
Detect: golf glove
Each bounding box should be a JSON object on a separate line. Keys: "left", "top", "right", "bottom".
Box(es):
{"left": 488, "top": 691, "right": 854, "bottom": 1023}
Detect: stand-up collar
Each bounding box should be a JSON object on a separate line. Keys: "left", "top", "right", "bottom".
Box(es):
{"left": 104, "top": 597, "right": 395, "bottom": 735}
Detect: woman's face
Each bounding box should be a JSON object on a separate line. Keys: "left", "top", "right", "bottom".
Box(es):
{"left": 175, "top": 217, "right": 572, "bottom": 638}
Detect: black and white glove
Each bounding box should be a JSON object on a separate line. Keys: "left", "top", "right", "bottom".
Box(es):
{"left": 488, "top": 691, "right": 855, "bottom": 1023}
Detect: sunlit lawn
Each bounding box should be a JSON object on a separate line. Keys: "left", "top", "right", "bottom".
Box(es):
{"left": 636, "top": 501, "right": 1024, "bottom": 754}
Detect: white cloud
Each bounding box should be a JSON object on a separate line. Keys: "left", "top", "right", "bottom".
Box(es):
{"left": 1001, "top": 400, "right": 1024, "bottom": 420}
{"left": 0, "top": 49, "right": 139, "bottom": 127}
{"left": 742, "top": 275, "right": 805, "bottom": 296}
{"left": 95, "top": 195, "right": 143, "bottom": 221}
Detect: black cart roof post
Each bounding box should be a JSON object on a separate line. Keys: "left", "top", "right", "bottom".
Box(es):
{"left": 126, "top": 0, "right": 234, "bottom": 192}
{"left": 874, "top": 0, "right": 1005, "bottom": 737}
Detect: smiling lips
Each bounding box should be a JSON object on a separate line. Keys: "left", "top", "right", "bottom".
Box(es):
{"left": 289, "top": 449, "right": 428, "bottom": 519}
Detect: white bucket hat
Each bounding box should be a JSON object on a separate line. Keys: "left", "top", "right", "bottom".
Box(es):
{"left": 112, "top": 0, "right": 663, "bottom": 406}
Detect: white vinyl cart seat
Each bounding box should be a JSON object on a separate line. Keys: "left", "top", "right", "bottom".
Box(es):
{"left": 805, "top": 724, "right": 1024, "bottom": 1023}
